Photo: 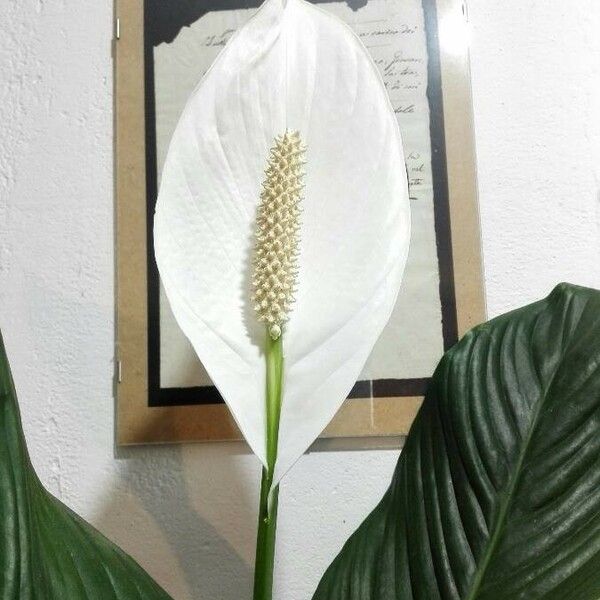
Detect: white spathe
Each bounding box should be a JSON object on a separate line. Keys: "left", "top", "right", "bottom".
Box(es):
{"left": 154, "top": 0, "right": 410, "bottom": 485}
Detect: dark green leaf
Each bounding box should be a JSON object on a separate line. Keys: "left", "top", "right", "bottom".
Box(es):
{"left": 314, "top": 283, "right": 600, "bottom": 600}
{"left": 0, "top": 332, "right": 173, "bottom": 600}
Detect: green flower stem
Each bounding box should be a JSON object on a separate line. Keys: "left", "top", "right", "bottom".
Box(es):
{"left": 253, "top": 468, "right": 279, "bottom": 600}
{"left": 253, "top": 333, "right": 283, "bottom": 600}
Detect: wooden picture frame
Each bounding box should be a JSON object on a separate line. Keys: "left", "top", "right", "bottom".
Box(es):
{"left": 114, "top": 0, "right": 485, "bottom": 447}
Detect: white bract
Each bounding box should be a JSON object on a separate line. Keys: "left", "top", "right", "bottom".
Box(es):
{"left": 154, "top": 0, "right": 411, "bottom": 485}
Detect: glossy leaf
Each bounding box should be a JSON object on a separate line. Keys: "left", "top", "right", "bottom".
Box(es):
{"left": 154, "top": 0, "right": 410, "bottom": 484}
{"left": 314, "top": 283, "right": 600, "bottom": 600}
{"left": 0, "top": 333, "right": 173, "bottom": 600}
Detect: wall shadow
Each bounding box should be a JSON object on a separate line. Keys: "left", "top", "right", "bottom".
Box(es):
{"left": 93, "top": 433, "right": 258, "bottom": 599}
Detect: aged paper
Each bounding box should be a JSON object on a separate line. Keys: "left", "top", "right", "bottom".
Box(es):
{"left": 154, "top": 0, "right": 443, "bottom": 389}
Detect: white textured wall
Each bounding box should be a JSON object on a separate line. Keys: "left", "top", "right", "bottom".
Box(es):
{"left": 0, "top": 1, "right": 599, "bottom": 599}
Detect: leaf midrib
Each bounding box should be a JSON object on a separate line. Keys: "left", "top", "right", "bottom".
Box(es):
{"left": 464, "top": 374, "right": 558, "bottom": 599}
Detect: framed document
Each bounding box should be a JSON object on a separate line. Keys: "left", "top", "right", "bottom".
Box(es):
{"left": 114, "top": 0, "right": 485, "bottom": 446}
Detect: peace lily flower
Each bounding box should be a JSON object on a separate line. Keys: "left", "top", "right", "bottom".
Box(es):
{"left": 154, "top": 0, "right": 410, "bottom": 595}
